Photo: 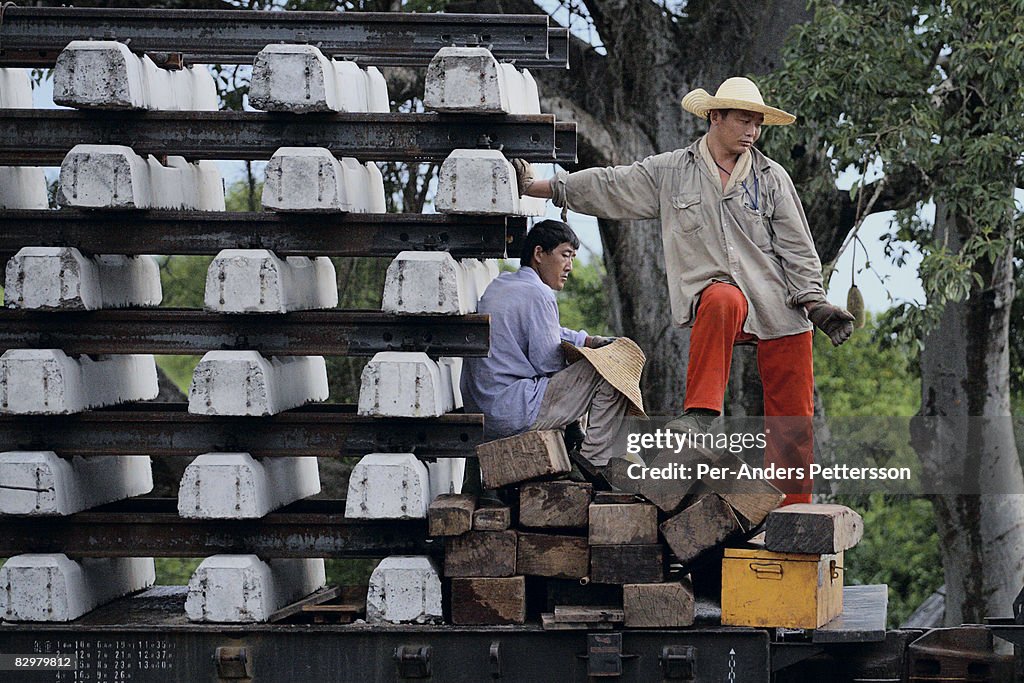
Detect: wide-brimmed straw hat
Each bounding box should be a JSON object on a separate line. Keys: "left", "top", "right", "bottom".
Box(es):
{"left": 561, "top": 338, "right": 647, "bottom": 417}
{"left": 681, "top": 77, "right": 795, "bottom": 126}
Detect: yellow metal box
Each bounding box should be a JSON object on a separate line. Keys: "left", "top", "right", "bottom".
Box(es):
{"left": 721, "top": 547, "right": 843, "bottom": 629}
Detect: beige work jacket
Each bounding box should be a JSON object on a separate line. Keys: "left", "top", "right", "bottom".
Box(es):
{"left": 550, "top": 139, "right": 825, "bottom": 340}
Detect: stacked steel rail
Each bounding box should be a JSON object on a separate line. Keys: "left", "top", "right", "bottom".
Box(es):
{"left": 0, "top": 7, "right": 576, "bottom": 564}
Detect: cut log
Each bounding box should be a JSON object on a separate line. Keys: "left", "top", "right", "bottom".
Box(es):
{"left": 590, "top": 544, "right": 663, "bottom": 584}
{"left": 450, "top": 576, "right": 526, "bottom": 625}
{"left": 623, "top": 580, "right": 695, "bottom": 628}
{"left": 476, "top": 430, "right": 570, "bottom": 489}
{"left": 763, "top": 503, "right": 864, "bottom": 554}
{"left": 428, "top": 493, "right": 477, "bottom": 537}
{"left": 659, "top": 493, "right": 742, "bottom": 567}
{"left": 444, "top": 530, "right": 517, "bottom": 578}
{"left": 519, "top": 481, "right": 592, "bottom": 529}
{"left": 516, "top": 532, "right": 589, "bottom": 579}
{"left": 552, "top": 605, "right": 623, "bottom": 623}
{"left": 636, "top": 445, "right": 709, "bottom": 514}
{"left": 588, "top": 502, "right": 658, "bottom": 545}
{"left": 472, "top": 501, "right": 511, "bottom": 531}
{"left": 593, "top": 491, "right": 640, "bottom": 505}
{"left": 696, "top": 451, "right": 785, "bottom": 528}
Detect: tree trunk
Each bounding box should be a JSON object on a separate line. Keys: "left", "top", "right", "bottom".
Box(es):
{"left": 913, "top": 200, "right": 1024, "bottom": 623}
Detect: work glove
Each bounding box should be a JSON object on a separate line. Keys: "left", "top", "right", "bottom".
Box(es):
{"left": 510, "top": 158, "right": 534, "bottom": 196}
{"left": 805, "top": 300, "right": 855, "bottom": 347}
{"left": 586, "top": 335, "right": 617, "bottom": 349}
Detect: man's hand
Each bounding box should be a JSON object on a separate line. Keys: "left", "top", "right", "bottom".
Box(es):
{"left": 805, "top": 300, "right": 855, "bottom": 346}
{"left": 586, "top": 335, "right": 617, "bottom": 349}
{"left": 511, "top": 158, "right": 535, "bottom": 196}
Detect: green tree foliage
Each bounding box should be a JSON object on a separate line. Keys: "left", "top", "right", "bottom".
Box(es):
{"left": 814, "top": 316, "right": 941, "bottom": 626}
{"left": 763, "top": 0, "right": 1024, "bottom": 348}
{"left": 557, "top": 256, "right": 612, "bottom": 336}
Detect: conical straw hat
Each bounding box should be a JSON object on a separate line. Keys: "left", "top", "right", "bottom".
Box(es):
{"left": 561, "top": 337, "right": 646, "bottom": 417}
{"left": 681, "top": 76, "right": 795, "bottom": 126}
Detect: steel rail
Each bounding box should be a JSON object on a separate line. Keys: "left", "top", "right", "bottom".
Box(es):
{"left": 0, "top": 498, "right": 437, "bottom": 558}
{"left": 0, "top": 308, "right": 490, "bottom": 356}
{"left": 0, "top": 109, "right": 577, "bottom": 165}
{"left": 0, "top": 209, "right": 525, "bottom": 258}
{"left": 0, "top": 7, "right": 567, "bottom": 68}
{"left": 0, "top": 403, "right": 483, "bottom": 458}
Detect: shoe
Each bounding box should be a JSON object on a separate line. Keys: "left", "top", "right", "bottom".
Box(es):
{"left": 664, "top": 411, "right": 718, "bottom": 435}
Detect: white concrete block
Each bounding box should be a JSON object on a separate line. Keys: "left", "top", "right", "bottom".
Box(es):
{"left": 188, "top": 351, "right": 328, "bottom": 416}
{"left": 178, "top": 453, "right": 320, "bottom": 519}
{"left": 434, "top": 149, "right": 543, "bottom": 216}
{"left": 344, "top": 453, "right": 430, "bottom": 519}
{"left": 382, "top": 251, "right": 473, "bottom": 315}
{"left": 53, "top": 41, "right": 216, "bottom": 111}
{"left": 424, "top": 47, "right": 507, "bottom": 113}
{"left": 365, "top": 66, "right": 390, "bottom": 113}
{"left": 366, "top": 556, "right": 443, "bottom": 624}
{"left": 0, "top": 452, "right": 152, "bottom": 516}
{"left": 357, "top": 352, "right": 454, "bottom": 418}
{"left": 424, "top": 47, "right": 541, "bottom": 114}
{"left": 0, "top": 350, "right": 157, "bottom": 415}
{"left": 204, "top": 249, "right": 337, "bottom": 313}
{"left": 185, "top": 555, "right": 326, "bottom": 623}
{"left": 0, "top": 555, "right": 155, "bottom": 622}
{"left": 262, "top": 148, "right": 385, "bottom": 213}
{"left": 59, "top": 144, "right": 225, "bottom": 210}
{"left": 0, "top": 69, "right": 49, "bottom": 209}
{"left": 5, "top": 247, "right": 161, "bottom": 310}
{"left": 0, "top": 167, "right": 48, "bottom": 209}
{"left": 438, "top": 356, "right": 464, "bottom": 410}
{"left": 249, "top": 45, "right": 390, "bottom": 113}
{"left": 0, "top": 68, "right": 33, "bottom": 108}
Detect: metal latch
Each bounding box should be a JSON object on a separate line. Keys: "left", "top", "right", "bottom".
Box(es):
{"left": 660, "top": 645, "right": 696, "bottom": 680}
{"left": 394, "top": 645, "right": 431, "bottom": 678}
{"left": 215, "top": 646, "right": 252, "bottom": 679}
{"left": 577, "top": 633, "right": 638, "bottom": 677}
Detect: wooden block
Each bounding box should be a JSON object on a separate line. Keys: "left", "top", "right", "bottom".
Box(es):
{"left": 428, "top": 493, "right": 477, "bottom": 536}
{"left": 541, "top": 613, "right": 614, "bottom": 630}
{"left": 659, "top": 493, "right": 741, "bottom": 566}
{"left": 450, "top": 576, "right": 526, "bottom": 625}
{"left": 698, "top": 450, "right": 785, "bottom": 528}
{"left": 472, "top": 502, "right": 511, "bottom": 531}
{"left": 445, "top": 530, "right": 517, "bottom": 577}
{"left": 552, "top": 605, "right": 623, "bottom": 623}
{"left": 519, "top": 481, "right": 592, "bottom": 529}
{"left": 623, "top": 580, "right": 695, "bottom": 628}
{"left": 636, "top": 446, "right": 708, "bottom": 514}
{"left": 477, "top": 430, "right": 571, "bottom": 488}
{"left": 590, "top": 544, "right": 663, "bottom": 584}
{"left": 589, "top": 502, "right": 657, "bottom": 545}
{"left": 594, "top": 491, "right": 640, "bottom": 504}
{"left": 543, "top": 578, "right": 622, "bottom": 612}
{"left": 764, "top": 503, "right": 864, "bottom": 554}
{"left": 516, "top": 532, "right": 589, "bottom": 579}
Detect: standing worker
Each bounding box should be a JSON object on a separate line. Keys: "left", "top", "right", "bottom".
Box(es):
{"left": 513, "top": 77, "right": 854, "bottom": 504}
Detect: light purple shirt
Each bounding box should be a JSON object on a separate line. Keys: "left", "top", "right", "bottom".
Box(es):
{"left": 461, "top": 267, "right": 588, "bottom": 439}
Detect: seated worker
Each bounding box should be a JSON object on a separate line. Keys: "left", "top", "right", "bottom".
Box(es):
{"left": 461, "top": 219, "right": 632, "bottom": 483}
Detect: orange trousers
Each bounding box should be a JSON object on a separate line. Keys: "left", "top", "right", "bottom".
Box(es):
{"left": 684, "top": 282, "right": 814, "bottom": 505}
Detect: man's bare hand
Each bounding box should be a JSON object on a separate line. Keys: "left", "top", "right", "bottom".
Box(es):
{"left": 586, "top": 335, "right": 617, "bottom": 349}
